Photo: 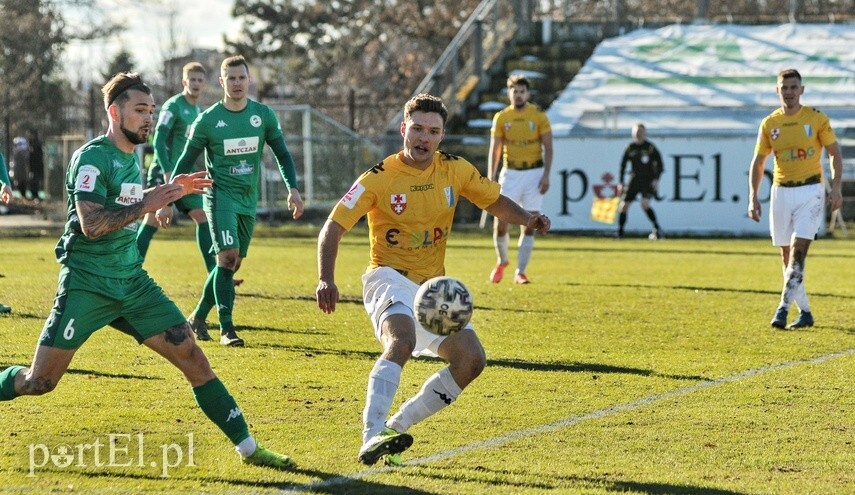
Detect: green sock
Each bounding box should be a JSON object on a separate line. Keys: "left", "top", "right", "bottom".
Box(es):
{"left": 213, "top": 266, "right": 235, "bottom": 330}
{"left": 193, "top": 378, "right": 250, "bottom": 445}
{"left": 194, "top": 269, "right": 216, "bottom": 321}
{"left": 0, "top": 366, "right": 25, "bottom": 401}
{"left": 196, "top": 223, "right": 216, "bottom": 272}
{"left": 136, "top": 224, "right": 158, "bottom": 258}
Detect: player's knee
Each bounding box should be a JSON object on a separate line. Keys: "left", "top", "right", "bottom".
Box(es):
{"left": 21, "top": 375, "right": 58, "bottom": 396}
{"left": 164, "top": 323, "right": 192, "bottom": 346}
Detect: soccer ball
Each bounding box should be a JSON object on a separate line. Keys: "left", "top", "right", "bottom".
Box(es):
{"left": 414, "top": 276, "right": 474, "bottom": 336}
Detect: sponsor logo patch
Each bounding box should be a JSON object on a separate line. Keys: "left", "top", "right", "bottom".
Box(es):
{"left": 158, "top": 110, "right": 173, "bottom": 126}
{"left": 224, "top": 136, "right": 259, "bottom": 155}
{"left": 75, "top": 165, "right": 100, "bottom": 192}
{"left": 340, "top": 182, "right": 365, "bottom": 209}
{"left": 229, "top": 161, "right": 254, "bottom": 175}
{"left": 116, "top": 183, "right": 143, "bottom": 206}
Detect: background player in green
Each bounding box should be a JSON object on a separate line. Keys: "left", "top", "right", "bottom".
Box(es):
{"left": 137, "top": 62, "right": 215, "bottom": 271}
{"left": 0, "top": 149, "right": 12, "bottom": 313}
{"left": 166, "top": 55, "right": 304, "bottom": 347}
{"left": 0, "top": 72, "right": 296, "bottom": 469}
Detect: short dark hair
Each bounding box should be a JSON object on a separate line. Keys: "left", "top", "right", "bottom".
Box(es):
{"left": 102, "top": 72, "right": 151, "bottom": 111}
{"left": 404, "top": 93, "right": 448, "bottom": 126}
{"left": 221, "top": 55, "right": 249, "bottom": 76}
{"left": 778, "top": 68, "right": 802, "bottom": 83}
{"left": 507, "top": 74, "right": 530, "bottom": 89}
{"left": 183, "top": 62, "right": 206, "bottom": 79}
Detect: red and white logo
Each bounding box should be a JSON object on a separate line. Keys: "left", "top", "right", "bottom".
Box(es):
{"left": 390, "top": 193, "right": 407, "bottom": 215}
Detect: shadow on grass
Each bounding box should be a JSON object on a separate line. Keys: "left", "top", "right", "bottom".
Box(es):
{"left": 241, "top": 292, "right": 364, "bottom": 305}
{"left": 449, "top": 240, "right": 855, "bottom": 260}
{"left": 235, "top": 324, "right": 330, "bottom": 336}
{"left": 564, "top": 281, "right": 855, "bottom": 300}
{"left": 66, "top": 368, "right": 164, "bottom": 381}
{"left": 243, "top": 345, "right": 707, "bottom": 382}
{"left": 0, "top": 311, "right": 47, "bottom": 321}
{"left": 485, "top": 356, "right": 708, "bottom": 381}
{"left": 411, "top": 464, "right": 751, "bottom": 494}
{"left": 26, "top": 465, "right": 439, "bottom": 494}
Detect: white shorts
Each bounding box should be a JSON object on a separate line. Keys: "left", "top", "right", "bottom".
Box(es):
{"left": 498, "top": 168, "right": 545, "bottom": 212}
{"left": 769, "top": 183, "right": 824, "bottom": 247}
{"left": 361, "top": 267, "right": 475, "bottom": 358}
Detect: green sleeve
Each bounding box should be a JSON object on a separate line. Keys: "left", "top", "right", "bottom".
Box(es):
{"left": 0, "top": 152, "right": 9, "bottom": 187}
{"left": 152, "top": 121, "right": 174, "bottom": 173}
{"left": 268, "top": 135, "right": 299, "bottom": 190}
{"left": 171, "top": 142, "right": 204, "bottom": 177}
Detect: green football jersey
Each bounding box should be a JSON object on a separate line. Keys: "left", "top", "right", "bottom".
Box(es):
{"left": 187, "top": 99, "right": 283, "bottom": 214}
{"left": 55, "top": 136, "right": 145, "bottom": 278}
{"left": 151, "top": 93, "right": 201, "bottom": 178}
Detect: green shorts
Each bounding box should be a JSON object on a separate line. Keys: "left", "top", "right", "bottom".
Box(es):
{"left": 38, "top": 266, "right": 186, "bottom": 349}
{"left": 207, "top": 209, "right": 255, "bottom": 258}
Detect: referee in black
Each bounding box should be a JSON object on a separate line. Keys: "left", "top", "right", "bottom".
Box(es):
{"left": 616, "top": 123, "right": 664, "bottom": 239}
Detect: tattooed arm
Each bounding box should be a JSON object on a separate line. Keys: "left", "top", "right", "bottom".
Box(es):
{"left": 76, "top": 183, "right": 185, "bottom": 239}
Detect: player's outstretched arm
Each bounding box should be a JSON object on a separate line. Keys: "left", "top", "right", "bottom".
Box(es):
{"left": 316, "top": 219, "right": 345, "bottom": 314}
{"left": 77, "top": 184, "right": 184, "bottom": 239}
{"left": 486, "top": 195, "right": 551, "bottom": 234}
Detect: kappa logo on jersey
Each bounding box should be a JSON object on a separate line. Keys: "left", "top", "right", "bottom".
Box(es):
{"left": 75, "top": 165, "right": 100, "bottom": 192}
{"left": 158, "top": 110, "right": 173, "bottom": 126}
{"left": 771, "top": 128, "right": 780, "bottom": 140}
{"left": 112, "top": 159, "right": 126, "bottom": 169}
{"left": 340, "top": 182, "right": 365, "bottom": 209}
{"left": 391, "top": 193, "right": 407, "bottom": 215}
{"left": 250, "top": 115, "right": 262, "bottom": 128}
{"left": 116, "top": 182, "right": 144, "bottom": 206}
{"left": 224, "top": 136, "right": 259, "bottom": 155}
{"left": 216, "top": 120, "right": 228, "bottom": 128}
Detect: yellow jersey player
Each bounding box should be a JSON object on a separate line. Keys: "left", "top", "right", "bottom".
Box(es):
{"left": 487, "top": 75, "right": 553, "bottom": 284}
{"left": 748, "top": 68, "right": 844, "bottom": 329}
{"left": 315, "top": 94, "right": 550, "bottom": 466}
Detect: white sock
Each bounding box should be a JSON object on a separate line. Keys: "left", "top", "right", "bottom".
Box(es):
{"left": 779, "top": 262, "right": 805, "bottom": 310}
{"left": 235, "top": 436, "right": 257, "bottom": 457}
{"left": 362, "top": 359, "right": 402, "bottom": 443}
{"left": 494, "top": 232, "right": 509, "bottom": 264}
{"left": 783, "top": 266, "right": 810, "bottom": 312}
{"left": 516, "top": 234, "right": 534, "bottom": 275}
{"left": 387, "top": 367, "right": 462, "bottom": 433}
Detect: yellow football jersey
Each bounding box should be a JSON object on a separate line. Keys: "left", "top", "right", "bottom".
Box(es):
{"left": 491, "top": 103, "right": 551, "bottom": 170}
{"left": 754, "top": 105, "right": 837, "bottom": 186}
{"left": 331, "top": 151, "right": 501, "bottom": 284}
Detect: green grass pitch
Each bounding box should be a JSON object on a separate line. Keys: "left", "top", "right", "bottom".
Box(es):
{"left": 0, "top": 226, "right": 852, "bottom": 494}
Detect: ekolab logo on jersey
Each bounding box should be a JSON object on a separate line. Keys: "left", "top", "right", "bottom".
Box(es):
{"left": 224, "top": 137, "right": 259, "bottom": 156}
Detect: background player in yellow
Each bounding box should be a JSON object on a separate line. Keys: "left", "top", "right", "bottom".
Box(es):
{"left": 315, "top": 94, "right": 551, "bottom": 466}
{"left": 748, "top": 68, "right": 844, "bottom": 329}
{"left": 487, "top": 75, "right": 552, "bottom": 284}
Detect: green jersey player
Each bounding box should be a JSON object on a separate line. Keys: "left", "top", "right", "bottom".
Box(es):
{"left": 0, "top": 72, "right": 296, "bottom": 469}
{"left": 136, "top": 62, "right": 216, "bottom": 274}
{"left": 0, "top": 150, "right": 11, "bottom": 313}
{"left": 168, "top": 55, "right": 304, "bottom": 347}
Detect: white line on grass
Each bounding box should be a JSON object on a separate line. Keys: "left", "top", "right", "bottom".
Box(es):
{"left": 281, "top": 347, "right": 855, "bottom": 494}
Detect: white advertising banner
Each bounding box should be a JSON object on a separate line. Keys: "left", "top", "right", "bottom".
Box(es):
{"left": 544, "top": 135, "right": 827, "bottom": 236}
